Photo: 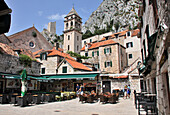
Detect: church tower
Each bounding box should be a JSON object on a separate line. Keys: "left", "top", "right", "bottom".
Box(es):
{"left": 63, "top": 6, "right": 82, "bottom": 54}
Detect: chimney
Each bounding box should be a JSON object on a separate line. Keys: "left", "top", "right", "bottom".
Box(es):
{"left": 55, "top": 42, "right": 59, "bottom": 50}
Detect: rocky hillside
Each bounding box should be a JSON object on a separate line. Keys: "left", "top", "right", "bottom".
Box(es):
{"left": 82, "top": 0, "right": 140, "bottom": 34}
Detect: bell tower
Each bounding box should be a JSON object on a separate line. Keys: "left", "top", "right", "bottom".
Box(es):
{"left": 63, "top": 6, "right": 82, "bottom": 54}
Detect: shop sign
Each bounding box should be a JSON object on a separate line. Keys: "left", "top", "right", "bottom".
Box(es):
{"left": 6, "top": 79, "right": 20, "bottom": 88}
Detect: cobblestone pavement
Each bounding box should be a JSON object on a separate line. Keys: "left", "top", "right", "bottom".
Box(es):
{"left": 0, "top": 98, "right": 137, "bottom": 115}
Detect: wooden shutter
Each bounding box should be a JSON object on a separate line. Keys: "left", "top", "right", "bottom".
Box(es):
{"left": 110, "top": 47, "right": 112, "bottom": 53}
{"left": 105, "top": 62, "right": 107, "bottom": 68}
{"left": 92, "top": 51, "right": 94, "bottom": 57}
{"left": 104, "top": 48, "right": 106, "bottom": 54}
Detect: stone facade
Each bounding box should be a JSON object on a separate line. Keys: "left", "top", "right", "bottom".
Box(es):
{"left": 81, "top": 43, "right": 127, "bottom": 74}
{"left": 37, "top": 56, "right": 59, "bottom": 75}
{"left": 0, "top": 34, "right": 11, "bottom": 44}
{"left": 124, "top": 33, "right": 142, "bottom": 66}
{"left": 48, "top": 22, "right": 56, "bottom": 34}
{"left": 139, "top": 0, "right": 170, "bottom": 114}
{"left": 63, "top": 7, "right": 82, "bottom": 54}
{"left": 82, "top": 31, "right": 114, "bottom": 46}
{"left": 8, "top": 26, "right": 53, "bottom": 53}
{"left": 0, "top": 53, "right": 41, "bottom": 75}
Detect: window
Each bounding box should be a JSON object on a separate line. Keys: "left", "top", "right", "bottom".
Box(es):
{"left": 62, "top": 67, "right": 67, "bottom": 73}
{"left": 66, "top": 23, "right": 68, "bottom": 28}
{"left": 105, "top": 61, "right": 112, "bottom": 68}
{"left": 40, "top": 53, "right": 47, "bottom": 60}
{"left": 71, "top": 21, "right": 73, "bottom": 26}
{"left": 127, "top": 31, "right": 131, "bottom": 36}
{"left": 29, "top": 42, "right": 34, "bottom": 48}
{"left": 126, "top": 42, "right": 133, "bottom": 48}
{"left": 64, "top": 61, "right": 66, "bottom": 64}
{"left": 68, "top": 35, "right": 70, "bottom": 40}
{"left": 115, "top": 34, "right": 119, "bottom": 38}
{"left": 41, "top": 68, "right": 45, "bottom": 74}
{"left": 68, "top": 45, "right": 70, "bottom": 51}
{"left": 104, "top": 48, "right": 112, "bottom": 54}
{"left": 84, "top": 41, "right": 86, "bottom": 45}
{"left": 129, "top": 54, "right": 133, "bottom": 59}
{"left": 94, "top": 64, "right": 100, "bottom": 69}
{"left": 85, "top": 52, "right": 88, "bottom": 57}
{"left": 77, "top": 45, "right": 79, "bottom": 51}
{"left": 90, "top": 39, "right": 92, "bottom": 43}
{"left": 77, "top": 36, "right": 79, "bottom": 41}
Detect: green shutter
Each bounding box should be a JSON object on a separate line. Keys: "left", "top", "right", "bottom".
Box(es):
{"left": 110, "top": 61, "right": 112, "bottom": 67}
{"left": 110, "top": 47, "right": 112, "bottom": 53}
{"left": 105, "top": 62, "right": 107, "bottom": 68}
{"left": 92, "top": 51, "right": 94, "bottom": 57}
{"left": 97, "top": 51, "right": 99, "bottom": 56}
{"left": 98, "top": 64, "right": 100, "bottom": 69}
{"left": 104, "top": 48, "right": 106, "bottom": 54}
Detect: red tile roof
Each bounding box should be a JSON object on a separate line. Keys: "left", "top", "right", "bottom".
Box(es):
{"left": 131, "top": 29, "right": 140, "bottom": 37}
{"left": 65, "top": 58, "right": 92, "bottom": 71}
{"left": 81, "top": 39, "right": 117, "bottom": 51}
{"left": 0, "top": 43, "right": 17, "bottom": 56}
{"left": 114, "top": 75, "right": 128, "bottom": 79}
{"left": 33, "top": 49, "right": 44, "bottom": 56}
{"left": 101, "top": 29, "right": 139, "bottom": 41}
{"left": 35, "top": 48, "right": 74, "bottom": 60}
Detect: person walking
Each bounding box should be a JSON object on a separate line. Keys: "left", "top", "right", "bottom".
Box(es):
{"left": 79, "top": 84, "right": 84, "bottom": 95}
{"left": 127, "top": 85, "right": 131, "bottom": 98}
{"left": 76, "top": 84, "right": 80, "bottom": 96}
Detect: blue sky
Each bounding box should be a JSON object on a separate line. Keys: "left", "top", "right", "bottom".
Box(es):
{"left": 5, "top": 0, "right": 103, "bottom": 36}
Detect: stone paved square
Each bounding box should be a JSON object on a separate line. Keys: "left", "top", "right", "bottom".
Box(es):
{"left": 0, "top": 98, "right": 137, "bottom": 115}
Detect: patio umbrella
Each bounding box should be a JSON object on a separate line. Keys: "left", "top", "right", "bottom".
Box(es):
{"left": 21, "top": 69, "right": 27, "bottom": 97}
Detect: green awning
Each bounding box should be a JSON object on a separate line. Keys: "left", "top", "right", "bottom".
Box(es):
{"left": 28, "top": 76, "right": 50, "bottom": 80}
{"left": 5, "top": 76, "right": 21, "bottom": 79}
{"left": 42, "top": 74, "right": 98, "bottom": 80}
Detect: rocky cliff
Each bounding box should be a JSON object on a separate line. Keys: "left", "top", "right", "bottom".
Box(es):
{"left": 82, "top": 0, "right": 140, "bottom": 34}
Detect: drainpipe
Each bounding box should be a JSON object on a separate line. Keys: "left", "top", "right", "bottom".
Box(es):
{"left": 118, "top": 44, "right": 121, "bottom": 73}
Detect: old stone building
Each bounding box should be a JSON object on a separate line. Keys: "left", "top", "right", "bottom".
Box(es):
{"left": 34, "top": 47, "right": 74, "bottom": 75}
{"left": 80, "top": 39, "right": 127, "bottom": 74}
{"left": 138, "top": 0, "right": 170, "bottom": 114}
{"left": 63, "top": 7, "right": 82, "bottom": 54}
{"left": 101, "top": 29, "right": 142, "bottom": 66}
{"left": 0, "top": 41, "right": 41, "bottom": 93}
{"left": 8, "top": 26, "right": 53, "bottom": 53}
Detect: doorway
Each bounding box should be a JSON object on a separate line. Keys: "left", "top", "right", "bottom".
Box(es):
{"left": 102, "top": 81, "right": 111, "bottom": 93}
{"left": 0, "top": 81, "right": 3, "bottom": 93}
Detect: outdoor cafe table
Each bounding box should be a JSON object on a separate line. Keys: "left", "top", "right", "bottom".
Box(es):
{"left": 0, "top": 94, "right": 8, "bottom": 104}
{"left": 11, "top": 93, "right": 19, "bottom": 104}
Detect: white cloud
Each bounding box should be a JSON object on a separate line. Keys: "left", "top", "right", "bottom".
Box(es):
{"left": 48, "top": 13, "right": 66, "bottom": 20}
{"left": 43, "top": 24, "right": 48, "bottom": 29}
{"left": 80, "top": 8, "right": 89, "bottom": 14}
{"left": 38, "top": 11, "right": 43, "bottom": 16}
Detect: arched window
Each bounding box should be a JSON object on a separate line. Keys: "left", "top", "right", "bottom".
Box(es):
{"left": 71, "top": 21, "right": 73, "bottom": 26}
{"left": 66, "top": 23, "right": 68, "bottom": 28}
